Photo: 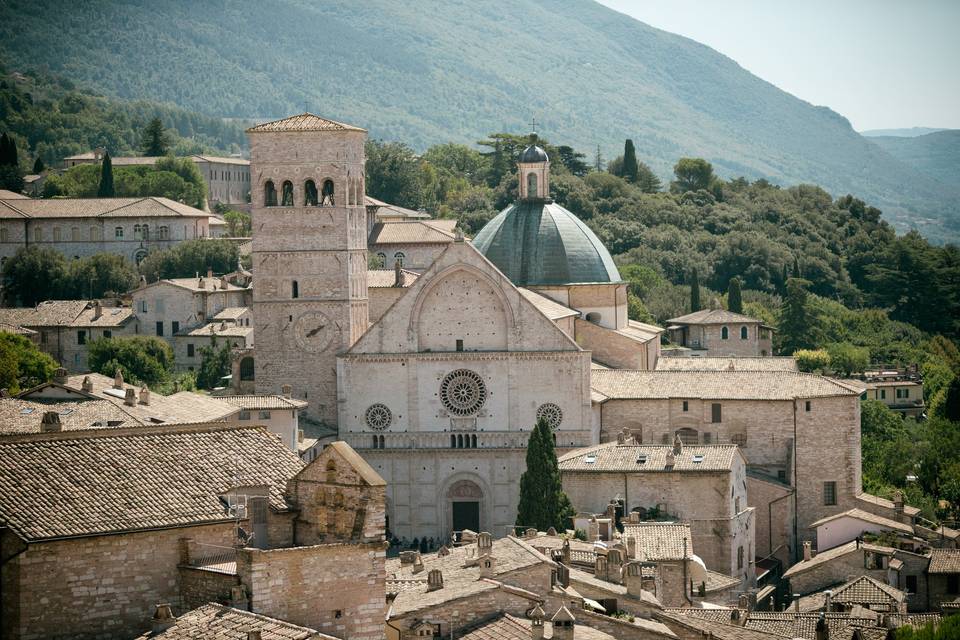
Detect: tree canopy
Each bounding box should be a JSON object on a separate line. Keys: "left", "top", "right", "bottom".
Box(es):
{"left": 1, "top": 247, "right": 137, "bottom": 305}
{"left": 0, "top": 331, "right": 57, "bottom": 393}
{"left": 516, "top": 417, "right": 576, "bottom": 532}
{"left": 137, "top": 239, "right": 239, "bottom": 280}
{"left": 87, "top": 336, "right": 174, "bottom": 387}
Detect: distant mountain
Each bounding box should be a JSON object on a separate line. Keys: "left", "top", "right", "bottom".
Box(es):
{"left": 867, "top": 130, "right": 960, "bottom": 191}
{"left": 860, "top": 127, "right": 949, "bottom": 138}
{"left": 1, "top": 0, "right": 957, "bottom": 241}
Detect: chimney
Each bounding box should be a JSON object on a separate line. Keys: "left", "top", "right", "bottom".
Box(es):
{"left": 478, "top": 554, "right": 497, "bottom": 579}
{"left": 207, "top": 267, "right": 214, "bottom": 280}
{"left": 247, "top": 632, "right": 262, "bottom": 640}
{"left": 438, "top": 545, "right": 451, "bottom": 557}
{"left": 626, "top": 536, "right": 637, "bottom": 559}
{"left": 454, "top": 229, "right": 465, "bottom": 243}
{"left": 411, "top": 552, "right": 424, "bottom": 574}
{"left": 427, "top": 569, "right": 443, "bottom": 592}
{"left": 673, "top": 433, "right": 683, "bottom": 455}
{"left": 803, "top": 541, "right": 812, "bottom": 562}
{"left": 139, "top": 386, "right": 150, "bottom": 405}
{"left": 282, "top": 384, "right": 292, "bottom": 399}
{"left": 124, "top": 387, "right": 137, "bottom": 406}
{"left": 53, "top": 367, "right": 68, "bottom": 384}
{"left": 40, "top": 411, "right": 62, "bottom": 433}
{"left": 93, "top": 300, "right": 102, "bottom": 320}
{"left": 394, "top": 260, "right": 404, "bottom": 287}
{"left": 815, "top": 612, "right": 829, "bottom": 640}
{"left": 297, "top": 429, "right": 304, "bottom": 444}
{"left": 794, "top": 594, "right": 801, "bottom": 612}
{"left": 220, "top": 275, "right": 229, "bottom": 290}
{"left": 114, "top": 369, "right": 124, "bottom": 389}
{"left": 81, "top": 376, "right": 93, "bottom": 392}
{"left": 550, "top": 605, "right": 576, "bottom": 640}
{"left": 477, "top": 531, "right": 493, "bottom": 555}
{"left": 151, "top": 603, "right": 176, "bottom": 633}
{"left": 530, "top": 604, "right": 545, "bottom": 640}
{"left": 893, "top": 491, "right": 904, "bottom": 517}
{"left": 824, "top": 590, "right": 832, "bottom": 612}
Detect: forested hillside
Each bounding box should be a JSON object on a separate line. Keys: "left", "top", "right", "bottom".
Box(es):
{"left": 0, "top": 68, "right": 247, "bottom": 168}
{"left": 1, "top": 0, "right": 957, "bottom": 241}
{"left": 867, "top": 130, "right": 960, "bottom": 189}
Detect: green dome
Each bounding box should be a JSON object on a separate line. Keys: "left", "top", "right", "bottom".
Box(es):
{"left": 472, "top": 201, "right": 621, "bottom": 286}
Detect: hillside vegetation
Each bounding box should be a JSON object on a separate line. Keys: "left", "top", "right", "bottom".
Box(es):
{"left": 1, "top": 0, "right": 957, "bottom": 241}
{"left": 867, "top": 130, "right": 960, "bottom": 189}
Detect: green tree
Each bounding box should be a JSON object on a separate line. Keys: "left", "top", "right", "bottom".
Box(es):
{"left": 0, "top": 132, "right": 24, "bottom": 192}
{"left": 635, "top": 161, "right": 662, "bottom": 193}
{"left": 825, "top": 342, "right": 870, "bottom": 377}
{"left": 137, "top": 239, "right": 239, "bottom": 280}
{"left": 894, "top": 601, "right": 960, "bottom": 638}
{"left": 943, "top": 376, "right": 960, "bottom": 423}
{"left": 223, "top": 209, "right": 251, "bottom": 236}
{"left": 97, "top": 151, "right": 114, "bottom": 197}
{"left": 793, "top": 349, "right": 831, "bottom": 373}
{"left": 0, "top": 133, "right": 16, "bottom": 166}
{"left": 778, "top": 278, "right": 817, "bottom": 353}
{"left": 65, "top": 253, "right": 138, "bottom": 298}
{"left": 365, "top": 140, "right": 423, "bottom": 209}
{"left": 556, "top": 145, "right": 589, "bottom": 177}
{"left": 727, "top": 277, "right": 743, "bottom": 314}
{"left": 196, "top": 338, "right": 232, "bottom": 390}
{"left": 32, "top": 156, "right": 45, "bottom": 174}
{"left": 0, "top": 246, "right": 68, "bottom": 305}
{"left": 670, "top": 158, "right": 714, "bottom": 193}
{"left": 0, "top": 331, "right": 57, "bottom": 393}
{"left": 622, "top": 139, "right": 639, "bottom": 183}
{"left": 516, "top": 417, "right": 576, "bottom": 532}
{"left": 141, "top": 117, "right": 170, "bottom": 156}
{"left": 87, "top": 336, "right": 174, "bottom": 387}
{"left": 689, "top": 267, "right": 701, "bottom": 312}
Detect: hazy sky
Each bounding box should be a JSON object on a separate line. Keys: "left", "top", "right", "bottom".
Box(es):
{"left": 597, "top": 0, "right": 960, "bottom": 131}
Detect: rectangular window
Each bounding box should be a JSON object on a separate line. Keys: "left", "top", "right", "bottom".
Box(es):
{"left": 906, "top": 574, "right": 917, "bottom": 594}
{"left": 34, "top": 227, "right": 42, "bottom": 242}
{"left": 682, "top": 400, "right": 689, "bottom": 412}
{"left": 77, "top": 330, "right": 86, "bottom": 345}
{"left": 880, "top": 389, "right": 886, "bottom": 400}
{"left": 823, "top": 481, "right": 837, "bottom": 506}
{"left": 40, "top": 331, "right": 47, "bottom": 344}
{"left": 155, "top": 321, "right": 164, "bottom": 337}
{"left": 115, "top": 227, "right": 123, "bottom": 239}
{"left": 239, "top": 410, "right": 251, "bottom": 421}
{"left": 258, "top": 410, "right": 271, "bottom": 420}
{"left": 187, "top": 343, "right": 195, "bottom": 357}
{"left": 139, "top": 300, "right": 148, "bottom": 313}
{"left": 456, "top": 339, "right": 463, "bottom": 352}
{"left": 778, "top": 469, "right": 787, "bottom": 483}
{"left": 904, "top": 388, "right": 910, "bottom": 398}
{"left": 805, "top": 400, "right": 811, "bottom": 412}
{"left": 103, "top": 330, "right": 112, "bottom": 339}
{"left": 737, "top": 546, "right": 744, "bottom": 570}
{"left": 711, "top": 403, "right": 722, "bottom": 423}
{"left": 172, "top": 321, "right": 180, "bottom": 334}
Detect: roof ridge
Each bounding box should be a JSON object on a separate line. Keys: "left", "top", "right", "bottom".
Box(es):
{"left": 0, "top": 421, "right": 254, "bottom": 444}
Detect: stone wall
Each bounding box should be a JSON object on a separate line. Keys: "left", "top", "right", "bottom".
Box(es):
{"left": 390, "top": 583, "right": 539, "bottom": 638}
{"left": 574, "top": 318, "right": 651, "bottom": 370}
{"left": 178, "top": 566, "right": 239, "bottom": 611}
{"left": 238, "top": 541, "right": 386, "bottom": 640}
{"left": 928, "top": 573, "right": 960, "bottom": 612}
{"left": 34, "top": 319, "right": 137, "bottom": 372}
{"left": 677, "top": 322, "right": 771, "bottom": 357}
{"left": 368, "top": 286, "right": 406, "bottom": 323}
{"left": 2, "top": 522, "right": 235, "bottom": 640}
{"left": 748, "top": 474, "right": 794, "bottom": 566}
{"left": 786, "top": 547, "right": 886, "bottom": 595}
{"left": 371, "top": 242, "right": 446, "bottom": 273}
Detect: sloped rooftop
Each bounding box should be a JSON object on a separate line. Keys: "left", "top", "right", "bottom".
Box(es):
{"left": 655, "top": 356, "right": 798, "bottom": 372}
{"left": 135, "top": 602, "right": 337, "bottom": 639}
{"left": 590, "top": 369, "right": 859, "bottom": 400}
{"left": 246, "top": 112, "right": 365, "bottom": 133}
{"left": 559, "top": 443, "right": 739, "bottom": 473}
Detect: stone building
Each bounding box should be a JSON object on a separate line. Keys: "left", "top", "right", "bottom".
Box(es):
{"left": 0, "top": 428, "right": 386, "bottom": 640}
{"left": 559, "top": 441, "right": 754, "bottom": 584}
{"left": 665, "top": 309, "right": 774, "bottom": 357}
{"left": 0, "top": 299, "right": 136, "bottom": 371}
{"left": 368, "top": 217, "right": 456, "bottom": 272}
{"left": 62, "top": 151, "right": 252, "bottom": 209}
{"left": 215, "top": 393, "right": 307, "bottom": 451}
{"left": 136, "top": 602, "right": 339, "bottom": 639}
{"left": 0, "top": 196, "right": 211, "bottom": 265}
{"left": 927, "top": 549, "right": 960, "bottom": 612}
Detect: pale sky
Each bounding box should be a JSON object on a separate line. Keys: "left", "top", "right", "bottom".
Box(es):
{"left": 596, "top": 0, "right": 960, "bottom": 131}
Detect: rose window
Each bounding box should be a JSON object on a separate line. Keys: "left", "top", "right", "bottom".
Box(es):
{"left": 536, "top": 403, "right": 563, "bottom": 429}
{"left": 440, "top": 369, "right": 487, "bottom": 416}
{"left": 365, "top": 403, "right": 392, "bottom": 430}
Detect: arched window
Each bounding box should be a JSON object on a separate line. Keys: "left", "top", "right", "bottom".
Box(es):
{"left": 379, "top": 435, "right": 385, "bottom": 449}
{"left": 676, "top": 427, "right": 699, "bottom": 445}
{"left": 292, "top": 280, "right": 299, "bottom": 299}
{"left": 394, "top": 252, "right": 405, "bottom": 268}
{"left": 304, "top": 179, "right": 318, "bottom": 206}
{"left": 451, "top": 434, "right": 456, "bottom": 448}
{"left": 527, "top": 172, "right": 538, "bottom": 197}
{"left": 321, "top": 179, "right": 335, "bottom": 206}
{"left": 376, "top": 252, "right": 386, "bottom": 268}
{"left": 158, "top": 226, "right": 169, "bottom": 240}
{"left": 239, "top": 357, "right": 255, "bottom": 381}
{"left": 740, "top": 326, "right": 748, "bottom": 340}
{"left": 721, "top": 326, "right": 729, "bottom": 340}
{"left": 471, "top": 434, "right": 477, "bottom": 448}
{"left": 90, "top": 226, "right": 99, "bottom": 241}
{"left": 142, "top": 225, "right": 149, "bottom": 241}
{"left": 457, "top": 434, "right": 463, "bottom": 449}
{"left": 134, "top": 249, "right": 148, "bottom": 265}
{"left": 372, "top": 435, "right": 380, "bottom": 449}
{"left": 281, "top": 181, "right": 294, "bottom": 206}
{"left": 133, "top": 224, "right": 142, "bottom": 240}
{"left": 264, "top": 180, "right": 277, "bottom": 206}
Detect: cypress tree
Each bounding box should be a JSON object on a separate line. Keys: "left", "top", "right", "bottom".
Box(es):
{"left": 690, "top": 267, "right": 701, "bottom": 312}
{"left": 516, "top": 417, "right": 575, "bottom": 532}
{"left": 97, "top": 152, "right": 115, "bottom": 197}
{"left": 0, "top": 133, "right": 24, "bottom": 192}
{"left": 141, "top": 117, "right": 170, "bottom": 157}
{"left": 792, "top": 255, "right": 801, "bottom": 278}
{"left": 622, "top": 139, "right": 639, "bottom": 183}
{"left": 727, "top": 277, "right": 743, "bottom": 314}
{"left": 32, "top": 157, "right": 45, "bottom": 174}
{"left": 0, "top": 133, "right": 11, "bottom": 166}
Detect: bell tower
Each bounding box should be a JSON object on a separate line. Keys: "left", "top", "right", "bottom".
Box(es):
{"left": 247, "top": 113, "right": 369, "bottom": 425}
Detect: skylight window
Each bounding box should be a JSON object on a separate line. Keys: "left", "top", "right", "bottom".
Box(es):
{"left": 584, "top": 455, "right": 597, "bottom": 464}
{"left": 692, "top": 455, "right": 705, "bottom": 464}
{"left": 20, "top": 407, "right": 34, "bottom": 415}
{"left": 636, "top": 455, "right": 647, "bottom": 464}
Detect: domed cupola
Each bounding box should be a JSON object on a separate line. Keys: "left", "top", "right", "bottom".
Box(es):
{"left": 518, "top": 135, "right": 550, "bottom": 201}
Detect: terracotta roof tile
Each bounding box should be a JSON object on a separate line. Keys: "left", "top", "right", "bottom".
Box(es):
{"left": 0, "top": 424, "right": 303, "bottom": 541}
{"left": 518, "top": 288, "right": 579, "bottom": 320}
{"left": 743, "top": 612, "right": 880, "bottom": 640}
{"left": 591, "top": 369, "right": 859, "bottom": 400}
{"left": 655, "top": 357, "right": 798, "bottom": 372}
{"left": 0, "top": 197, "right": 208, "bottom": 219}
{"left": 217, "top": 395, "right": 308, "bottom": 411}
{"left": 366, "top": 269, "right": 419, "bottom": 288}
{"left": 369, "top": 220, "right": 456, "bottom": 244}
{"left": 247, "top": 113, "right": 365, "bottom": 133}
{"left": 667, "top": 309, "right": 764, "bottom": 325}
{"left": 929, "top": 549, "right": 960, "bottom": 574}
{"left": 832, "top": 575, "right": 905, "bottom": 606}
{"left": 808, "top": 508, "right": 914, "bottom": 535}
{"left": 136, "top": 602, "right": 337, "bottom": 639}
{"left": 622, "top": 523, "right": 693, "bottom": 561}
{"left": 559, "top": 443, "right": 739, "bottom": 473}
{"left": 0, "top": 398, "right": 133, "bottom": 434}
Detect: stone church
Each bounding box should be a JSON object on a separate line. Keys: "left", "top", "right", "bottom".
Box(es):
{"left": 249, "top": 113, "right": 873, "bottom": 563}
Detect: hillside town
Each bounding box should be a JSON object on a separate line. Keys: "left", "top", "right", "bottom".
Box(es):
{"left": 0, "top": 110, "right": 956, "bottom": 640}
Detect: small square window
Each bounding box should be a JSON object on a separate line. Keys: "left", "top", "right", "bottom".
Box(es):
{"left": 456, "top": 339, "right": 463, "bottom": 352}
{"left": 239, "top": 410, "right": 251, "bottom": 420}
{"left": 258, "top": 410, "right": 271, "bottom": 420}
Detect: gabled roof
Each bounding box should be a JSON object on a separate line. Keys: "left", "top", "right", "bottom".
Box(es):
{"left": 832, "top": 575, "right": 906, "bottom": 605}
{"left": 369, "top": 219, "right": 457, "bottom": 244}
{"left": 667, "top": 309, "right": 764, "bottom": 325}
{"left": 246, "top": 112, "right": 365, "bottom": 133}
{"left": 364, "top": 195, "right": 431, "bottom": 219}
{"left": 0, "top": 424, "right": 303, "bottom": 542}
{"left": 658, "top": 611, "right": 792, "bottom": 640}
{"left": 0, "top": 398, "right": 135, "bottom": 434}
{"left": 313, "top": 441, "right": 386, "bottom": 487}
{"left": 591, "top": 370, "right": 859, "bottom": 401}
{"left": 622, "top": 523, "right": 694, "bottom": 561}
{"left": 367, "top": 268, "right": 420, "bottom": 288}
{"left": 782, "top": 540, "right": 895, "bottom": 578}
{"left": 135, "top": 602, "right": 337, "bottom": 639}
{"left": 655, "top": 356, "right": 798, "bottom": 372}
{"left": 518, "top": 288, "right": 579, "bottom": 320}
{"left": 928, "top": 548, "right": 960, "bottom": 574}
{"left": 559, "top": 443, "right": 740, "bottom": 473}
{"left": 808, "top": 508, "right": 914, "bottom": 535}
{"left": 217, "top": 395, "right": 308, "bottom": 411}
{"left": 0, "top": 189, "right": 28, "bottom": 199}
{"left": 0, "top": 196, "right": 209, "bottom": 219}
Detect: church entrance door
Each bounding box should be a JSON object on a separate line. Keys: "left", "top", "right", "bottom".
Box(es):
{"left": 452, "top": 501, "right": 480, "bottom": 533}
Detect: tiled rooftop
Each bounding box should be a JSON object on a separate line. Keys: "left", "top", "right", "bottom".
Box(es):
{"left": 928, "top": 548, "right": 960, "bottom": 574}
{"left": 743, "top": 612, "right": 881, "bottom": 640}
{"left": 658, "top": 610, "right": 792, "bottom": 640}
{"left": 832, "top": 575, "right": 905, "bottom": 606}
{"left": 0, "top": 424, "right": 303, "bottom": 541}
{"left": 135, "top": 603, "right": 337, "bottom": 639}
{"left": 622, "top": 523, "right": 694, "bottom": 561}
{"left": 211, "top": 307, "right": 248, "bottom": 320}
{"left": 809, "top": 508, "right": 914, "bottom": 534}
{"left": 0, "top": 398, "right": 133, "bottom": 434}
{"left": 0, "top": 196, "right": 209, "bottom": 219}
{"left": 216, "top": 395, "right": 308, "bottom": 411}
{"left": 667, "top": 309, "right": 764, "bottom": 325}
{"left": 590, "top": 369, "right": 859, "bottom": 400}
{"left": 179, "top": 322, "right": 253, "bottom": 338}
{"left": 782, "top": 540, "right": 893, "bottom": 578}
{"left": 518, "top": 288, "right": 579, "bottom": 320}
{"left": 655, "top": 356, "right": 798, "bottom": 372}
{"left": 247, "top": 113, "right": 365, "bottom": 133}
{"left": 559, "top": 443, "right": 740, "bottom": 473}
{"left": 366, "top": 268, "right": 420, "bottom": 288}
{"left": 369, "top": 219, "right": 457, "bottom": 244}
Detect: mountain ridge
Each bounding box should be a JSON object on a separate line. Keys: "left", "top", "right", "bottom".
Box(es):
{"left": 1, "top": 0, "right": 957, "bottom": 241}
